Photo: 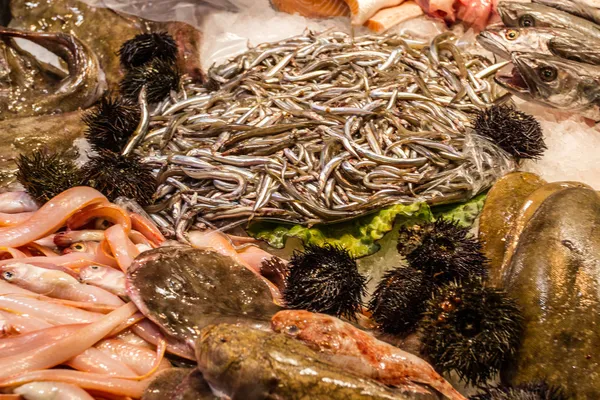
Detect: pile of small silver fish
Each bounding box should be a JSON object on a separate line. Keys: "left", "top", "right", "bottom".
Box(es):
{"left": 139, "top": 30, "right": 515, "bottom": 236}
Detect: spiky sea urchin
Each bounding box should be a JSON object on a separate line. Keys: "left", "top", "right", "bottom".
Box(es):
{"left": 80, "top": 150, "right": 156, "bottom": 206}
{"left": 118, "top": 32, "right": 178, "bottom": 70}
{"left": 368, "top": 266, "right": 431, "bottom": 335}
{"left": 82, "top": 95, "right": 140, "bottom": 153}
{"left": 283, "top": 244, "right": 367, "bottom": 320}
{"left": 397, "top": 219, "right": 487, "bottom": 283}
{"left": 470, "top": 382, "right": 568, "bottom": 400}
{"left": 16, "top": 149, "right": 83, "bottom": 204}
{"left": 473, "top": 105, "right": 546, "bottom": 160}
{"left": 121, "top": 58, "right": 181, "bottom": 103}
{"left": 420, "top": 280, "right": 523, "bottom": 386}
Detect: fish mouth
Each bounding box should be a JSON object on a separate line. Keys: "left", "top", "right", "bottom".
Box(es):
{"left": 476, "top": 31, "right": 510, "bottom": 59}
{"left": 495, "top": 65, "right": 531, "bottom": 95}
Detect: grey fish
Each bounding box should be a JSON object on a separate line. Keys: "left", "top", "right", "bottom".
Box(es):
{"left": 478, "top": 27, "right": 568, "bottom": 59}
{"left": 478, "top": 26, "right": 600, "bottom": 65}
{"left": 495, "top": 52, "right": 600, "bottom": 119}
{"left": 496, "top": 2, "right": 600, "bottom": 40}
{"left": 533, "top": 0, "right": 600, "bottom": 26}
{"left": 196, "top": 323, "right": 438, "bottom": 400}
{"left": 0, "top": 26, "right": 105, "bottom": 120}
{"left": 548, "top": 34, "right": 600, "bottom": 65}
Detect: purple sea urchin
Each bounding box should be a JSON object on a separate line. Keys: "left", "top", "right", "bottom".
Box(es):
{"left": 16, "top": 149, "right": 83, "bottom": 204}
{"left": 420, "top": 280, "right": 523, "bottom": 386}
{"left": 81, "top": 150, "right": 156, "bottom": 206}
{"left": 283, "top": 244, "right": 367, "bottom": 320}
{"left": 82, "top": 95, "right": 140, "bottom": 153}
{"left": 398, "top": 219, "right": 487, "bottom": 283}
{"left": 118, "top": 32, "right": 178, "bottom": 70}
{"left": 473, "top": 105, "right": 546, "bottom": 160}
{"left": 121, "top": 58, "right": 181, "bottom": 104}
{"left": 368, "top": 266, "right": 431, "bottom": 335}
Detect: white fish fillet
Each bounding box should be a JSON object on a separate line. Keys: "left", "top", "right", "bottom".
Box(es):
{"left": 345, "top": 0, "right": 405, "bottom": 24}
{"left": 365, "top": 1, "right": 424, "bottom": 32}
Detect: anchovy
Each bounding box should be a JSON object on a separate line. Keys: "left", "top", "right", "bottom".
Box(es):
{"left": 138, "top": 31, "right": 514, "bottom": 236}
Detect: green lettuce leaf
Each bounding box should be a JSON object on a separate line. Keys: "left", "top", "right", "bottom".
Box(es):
{"left": 432, "top": 192, "right": 487, "bottom": 228}
{"left": 247, "top": 194, "right": 487, "bottom": 258}
{"left": 247, "top": 202, "right": 433, "bottom": 258}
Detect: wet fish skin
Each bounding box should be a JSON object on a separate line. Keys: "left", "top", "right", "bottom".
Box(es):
{"left": 478, "top": 26, "right": 600, "bottom": 66}
{"left": 496, "top": 2, "right": 600, "bottom": 40}
{"left": 533, "top": 0, "right": 600, "bottom": 26}
{"left": 0, "top": 26, "right": 106, "bottom": 120}
{"left": 126, "top": 247, "right": 281, "bottom": 346}
{"left": 548, "top": 34, "right": 600, "bottom": 65}
{"left": 477, "top": 27, "right": 567, "bottom": 59}
{"left": 495, "top": 52, "right": 600, "bottom": 119}
{"left": 196, "top": 323, "right": 437, "bottom": 400}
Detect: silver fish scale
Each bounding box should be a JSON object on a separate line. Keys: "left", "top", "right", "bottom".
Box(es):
{"left": 140, "top": 31, "right": 515, "bottom": 235}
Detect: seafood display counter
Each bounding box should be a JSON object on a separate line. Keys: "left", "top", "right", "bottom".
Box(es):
{"left": 0, "top": 0, "right": 599, "bottom": 399}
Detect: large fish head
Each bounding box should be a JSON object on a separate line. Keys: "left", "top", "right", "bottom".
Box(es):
{"left": 477, "top": 27, "right": 555, "bottom": 59}
{"left": 196, "top": 324, "right": 244, "bottom": 388}
{"left": 496, "top": 52, "right": 600, "bottom": 110}
{"left": 496, "top": 2, "right": 569, "bottom": 29}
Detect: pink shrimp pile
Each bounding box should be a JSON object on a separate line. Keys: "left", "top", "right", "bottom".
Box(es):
{"left": 0, "top": 187, "right": 183, "bottom": 399}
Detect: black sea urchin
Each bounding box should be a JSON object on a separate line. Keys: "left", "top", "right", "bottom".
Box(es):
{"left": 368, "top": 266, "right": 431, "bottom": 335}
{"left": 470, "top": 382, "right": 568, "bottom": 400}
{"left": 81, "top": 150, "right": 156, "bottom": 206}
{"left": 118, "top": 32, "right": 178, "bottom": 70}
{"left": 16, "top": 149, "right": 83, "bottom": 204}
{"left": 473, "top": 105, "right": 546, "bottom": 160}
{"left": 420, "top": 280, "right": 523, "bottom": 386}
{"left": 82, "top": 95, "right": 140, "bottom": 153}
{"left": 121, "top": 58, "right": 181, "bottom": 104}
{"left": 283, "top": 244, "right": 367, "bottom": 320}
{"left": 398, "top": 219, "right": 487, "bottom": 283}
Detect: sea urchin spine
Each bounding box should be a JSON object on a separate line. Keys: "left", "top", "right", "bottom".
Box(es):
{"left": 398, "top": 219, "right": 488, "bottom": 283}
{"left": 473, "top": 105, "right": 546, "bottom": 160}
{"left": 82, "top": 94, "right": 140, "bottom": 153}
{"left": 16, "top": 149, "right": 83, "bottom": 204}
{"left": 420, "top": 279, "right": 523, "bottom": 386}
{"left": 120, "top": 58, "right": 181, "bottom": 104}
{"left": 80, "top": 150, "right": 156, "bottom": 206}
{"left": 368, "top": 266, "right": 431, "bottom": 335}
{"left": 470, "top": 382, "right": 568, "bottom": 400}
{"left": 283, "top": 244, "right": 367, "bottom": 320}
{"left": 118, "top": 32, "right": 178, "bottom": 70}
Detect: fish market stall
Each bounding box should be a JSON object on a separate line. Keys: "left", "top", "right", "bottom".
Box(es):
{"left": 0, "top": 0, "right": 599, "bottom": 398}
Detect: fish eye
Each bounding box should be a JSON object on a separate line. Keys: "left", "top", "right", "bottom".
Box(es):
{"left": 519, "top": 14, "right": 535, "bottom": 27}
{"left": 539, "top": 66, "right": 558, "bottom": 82}
{"left": 3, "top": 271, "right": 13, "bottom": 280}
{"left": 286, "top": 325, "right": 300, "bottom": 335}
{"left": 71, "top": 243, "right": 85, "bottom": 251}
{"left": 505, "top": 29, "right": 519, "bottom": 41}
{"left": 90, "top": 265, "right": 99, "bottom": 270}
